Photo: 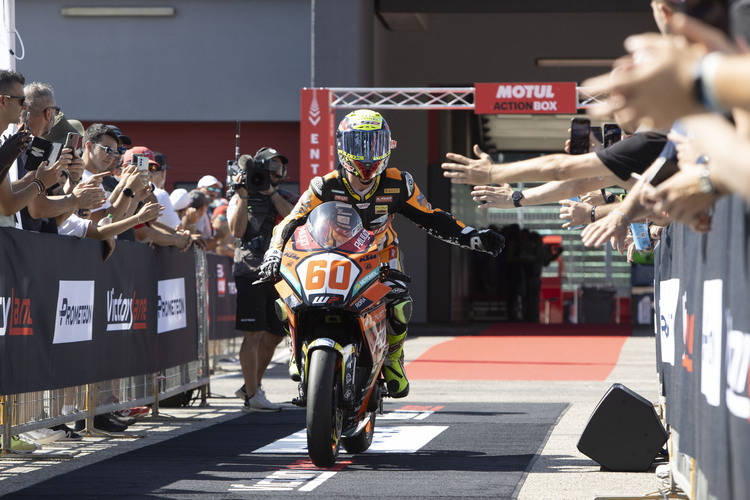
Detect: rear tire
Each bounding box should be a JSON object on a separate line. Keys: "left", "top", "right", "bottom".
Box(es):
{"left": 306, "top": 349, "right": 342, "bottom": 467}
{"left": 342, "top": 411, "right": 376, "bottom": 454}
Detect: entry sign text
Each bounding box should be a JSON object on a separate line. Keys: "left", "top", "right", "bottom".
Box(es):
{"left": 474, "top": 82, "right": 577, "bottom": 114}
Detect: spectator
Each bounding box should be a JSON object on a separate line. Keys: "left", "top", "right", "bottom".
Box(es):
{"left": 105, "top": 124, "right": 132, "bottom": 149}
{"left": 151, "top": 151, "right": 181, "bottom": 230}
{"left": 184, "top": 189, "right": 210, "bottom": 234}
{"left": 18, "top": 82, "right": 103, "bottom": 233}
{"left": 210, "top": 201, "right": 234, "bottom": 258}
{"left": 0, "top": 71, "right": 60, "bottom": 227}
{"left": 42, "top": 110, "right": 84, "bottom": 145}
{"left": 228, "top": 147, "right": 297, "bottom": 412}
{"left": 196, "top": 174, "right": 222, "bottom": 235}
{"left": 111, "top": 146, "right": 191, "bottom": 250}
{"left": 79, "top": 124, "right": 136, "bottom": 225}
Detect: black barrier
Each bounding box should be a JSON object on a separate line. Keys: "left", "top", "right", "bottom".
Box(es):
{"left": 206, "top": 253, "right": 241, "bottom": 340}
{"left": 0, "top": 227, "right": 199, "bottom": 395}
{"left": 655, "top": 195, "right": 750, "bottom": 500}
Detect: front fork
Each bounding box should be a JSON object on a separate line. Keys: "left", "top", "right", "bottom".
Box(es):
{"left": 292, "top": 339, "right": 357, "bottom": 408}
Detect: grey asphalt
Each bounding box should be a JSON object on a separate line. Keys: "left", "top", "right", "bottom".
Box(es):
{"left": 0, "top": 323, "right": 664, "bottom": 499}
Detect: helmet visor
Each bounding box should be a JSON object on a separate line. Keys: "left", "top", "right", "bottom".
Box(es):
{"left": 338, "top": 128, "right": 391, "bottom": 163}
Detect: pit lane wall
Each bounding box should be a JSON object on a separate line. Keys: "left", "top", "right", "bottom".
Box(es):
{"left": 654, "top": 194, "right": 750, "bottom": 500}
{"left": 0, "top": 227, "right": 212, "bottom": 449}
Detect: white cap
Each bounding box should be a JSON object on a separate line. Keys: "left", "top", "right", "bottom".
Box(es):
{"left": 170, "top": 188, "right": 190, "bottom": 211}
{"left": 197, "top": 175, "right": 223, "bottom": 189}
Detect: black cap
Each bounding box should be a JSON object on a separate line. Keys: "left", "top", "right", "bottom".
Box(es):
{"left": 188, "top": 189, "right": 209, "bottom": 208}
{"left": 153, "top": 151, "right": 169, "bottom": 171}
{"left": 105, "top": 124, "right": 132, "bottom": 146}
{"left": 255, "top": 147, "right": 288, "bottom": 164}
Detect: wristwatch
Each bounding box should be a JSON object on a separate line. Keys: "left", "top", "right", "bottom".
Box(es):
{"left": 512, "top": 190, "right": 524, "bottom": 208}
{"left": 698, "top": 169, "right": 715, "bottom": 195}
{"left": 123, "top": 187, "right": 135, "bottom": 198}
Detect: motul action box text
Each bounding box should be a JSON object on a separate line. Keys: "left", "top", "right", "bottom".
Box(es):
{"left": 474, "top": 82, "right": 577, "bottom": 114}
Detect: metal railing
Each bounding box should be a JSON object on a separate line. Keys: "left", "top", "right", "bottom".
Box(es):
{"left": 1, "top": 249, "right": 212, "bottom": 456}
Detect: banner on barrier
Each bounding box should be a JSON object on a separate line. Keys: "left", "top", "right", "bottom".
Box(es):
{"left": 0, "top": 228, "right": 198, "bottom": 394}
{"left": 655, "top": 195, "right": 750, "bottom": 500}
{"left": 206, "top": 253, "right": 241, "bottom": 340}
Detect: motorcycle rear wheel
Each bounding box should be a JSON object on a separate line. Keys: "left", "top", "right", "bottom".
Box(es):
{"left": 306, "top": 348, "right": 343, "bottom": 467}
{"left": 342, "top": 411, "right": 376, "bottom": 454}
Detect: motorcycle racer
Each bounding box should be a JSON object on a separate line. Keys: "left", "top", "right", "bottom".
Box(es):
{"left": 260, "top": 109, "right": 505, "bottom": 398}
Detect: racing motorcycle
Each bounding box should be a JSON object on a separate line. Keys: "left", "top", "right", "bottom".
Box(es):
{"left": 272, "top": 201, "right": 409, "bottom": 467}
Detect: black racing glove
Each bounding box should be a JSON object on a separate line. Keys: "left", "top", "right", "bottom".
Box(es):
{"left": 259, "top": 249, "right": 282, "bottom": 281}
{"left": 468, "top": 229, "right": 505, "bottom": 257}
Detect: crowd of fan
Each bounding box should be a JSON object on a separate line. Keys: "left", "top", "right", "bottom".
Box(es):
{"left": 0, "top": 70, "right": 236, "bottom": 452}
{"left": 0, "top": 72, "right": 234, "bottom": 258}
{"left": 443, "top": 0, "right": 750, "bottom": 266}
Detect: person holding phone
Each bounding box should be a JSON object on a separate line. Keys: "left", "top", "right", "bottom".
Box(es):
{"left": 12, "top": 82, "right": 102, "bottom": 233}
{"left": 0, "top": 73, "right": 75, "bottom": 229}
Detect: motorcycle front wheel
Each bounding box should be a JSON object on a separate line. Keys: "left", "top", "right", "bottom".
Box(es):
{"left": 306, "top": 348, "right": 343, "bottom": 467}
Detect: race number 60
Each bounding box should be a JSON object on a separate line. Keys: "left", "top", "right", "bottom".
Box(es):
{"left": 305, "top": 258, "right": 353, "bottom": 291}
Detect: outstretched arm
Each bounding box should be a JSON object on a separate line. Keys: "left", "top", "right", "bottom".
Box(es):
{"left": 442, "top": 144, "right": 608, "bottom": 185}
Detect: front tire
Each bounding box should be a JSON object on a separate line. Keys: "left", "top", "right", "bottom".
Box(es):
{"left": 306, "top": 349, "right": 342, "bottom": 467}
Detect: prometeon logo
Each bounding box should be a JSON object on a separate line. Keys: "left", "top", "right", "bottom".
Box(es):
{"left": 106, "top": 289, "right": 147, "bottom": 331}
{"left": 157, "top": 278, "right": 187, "bottom": 333}
{"left": 0, "top": 289, "right": 34, "bottom": 336}
{"left": 53, "top": 281, "right": 95, "bottom": 344}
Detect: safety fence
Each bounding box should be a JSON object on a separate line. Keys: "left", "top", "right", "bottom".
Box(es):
{"left": 654, "top": 194, "right": 750, "bottom": 500}
{"left": 0, "top": 228, "right": 231, "bottom": 454}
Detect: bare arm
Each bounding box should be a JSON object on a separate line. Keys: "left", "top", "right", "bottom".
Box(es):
{"left": 87, "top": 202, "right": 162, "bottom": 240}
{"left": 442, "top": 144, "right": 609, "bottom": 185}
{"left": 470, "top": 174, "right": 629, "bottom": 209}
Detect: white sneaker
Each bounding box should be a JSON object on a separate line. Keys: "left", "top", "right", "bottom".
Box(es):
{"left": 242, "top": 388, "right": 282, "bottom": 413}
{"left": 20, "top": 428, "right": 65, "bottom": 445}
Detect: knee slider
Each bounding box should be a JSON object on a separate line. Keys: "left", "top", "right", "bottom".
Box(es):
{"left": 389, "top": 296, "right": 413, "bottom": 326}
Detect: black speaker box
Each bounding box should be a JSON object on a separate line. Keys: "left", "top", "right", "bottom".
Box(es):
{"left": 577, "top": 383, "right": 668, "bottom": 472}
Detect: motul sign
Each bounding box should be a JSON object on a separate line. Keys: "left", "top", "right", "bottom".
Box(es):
{"left": 474, "top": 82, "right": 577, "bottom": 114}
{"left": 300, "top": 88, "right": 335, "bottom": 192}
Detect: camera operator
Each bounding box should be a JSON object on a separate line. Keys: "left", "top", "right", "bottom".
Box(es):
{"left": 227, "top": 147, "right": 298, "bottom": 412}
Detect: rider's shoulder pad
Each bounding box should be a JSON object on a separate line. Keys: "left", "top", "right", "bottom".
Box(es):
{"left": 310, "top": 176, "right": 324, "bottom": 197}
{"left": 402, "top": 171, "right": 415, "bottom": 198}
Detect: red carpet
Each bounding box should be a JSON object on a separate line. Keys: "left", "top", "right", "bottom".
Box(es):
{"left": 407, "top": 323, "right": 630, "bottom": 381}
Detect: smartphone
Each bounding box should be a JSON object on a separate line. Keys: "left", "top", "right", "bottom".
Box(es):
{"left": 647, "top": 156, "right": 680, "bottom": 186}
{"left": 569, "top": 117, "right": 591, "bottom": 155}
{"left": 64, "top": 132, "right": 80, "bottom": 151}
{"left": 130, "top": 153, "right": 144, "bottom": 168}
{"left": 603, "top": 124, "right": 622, "bottom": 148}
{"left": 136, "top": 155, "right": 149, "bottom": 172}
{"left": 21, "top": 110, "right": 29, "bottom": 129}
{"left": 630, "top": 222, "right": 652, "bottom": 252}
{"left": 590, "top": 126, "right": 603, "bottom": 144}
